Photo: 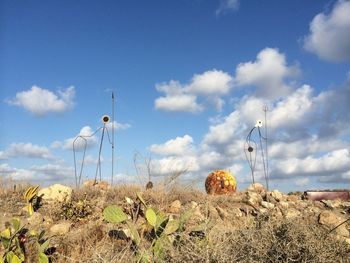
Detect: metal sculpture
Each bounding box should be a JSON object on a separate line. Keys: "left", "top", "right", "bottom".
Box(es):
{"left": 73, "top": 92, "right": 115, "bottom": 188}
{"left": 244, "top": 106, "right": 270, "bottom": 190}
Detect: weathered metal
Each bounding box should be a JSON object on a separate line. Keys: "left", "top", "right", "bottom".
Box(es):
{"left": 303, "top": 190, "right": 350, "bottom": 201}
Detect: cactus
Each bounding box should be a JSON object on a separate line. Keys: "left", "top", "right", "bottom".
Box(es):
{"left": 23, "top": 186, "right": 39, "bottom": 216}
{"left": 103, "top": 205, "right": 128, "bottom": 224}
{"left": 0, "top": 218, "right": 50, "bottom": 263}
{"left": 103, "top": 193, "right": 185, "bottom": 262}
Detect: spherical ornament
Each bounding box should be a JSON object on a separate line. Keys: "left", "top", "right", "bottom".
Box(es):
{"left": 205, "top": 170, "right": 237, "bottom": 195}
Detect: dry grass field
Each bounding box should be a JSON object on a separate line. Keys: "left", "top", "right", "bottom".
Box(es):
{"left": 0, "top": 180, "right": 349, "bottom": 263}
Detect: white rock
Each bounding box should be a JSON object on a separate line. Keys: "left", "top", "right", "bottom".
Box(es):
{"left": 261, "top": 201, "right": 275, "bottom": 209}
{"left": 247, "top": 183, "right": 266, "bottom": 193}
{"left": 271, "top": 190, "right": 283, "bottom": 202}
{"left": 38, "top": 184, "right": 72, "bottom": 202}
{"left": 50, "top": 222, "right": 72, "bottom": 235}
{"left": 284, "top": 208, "right": 301, "bottom": 219}
{"left": 169, "top": 200, "right": 182, "bottom": 214}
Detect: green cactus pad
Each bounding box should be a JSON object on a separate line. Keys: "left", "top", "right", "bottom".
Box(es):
{"left": 103, "top": 205, "right": 128, "bottom": 224}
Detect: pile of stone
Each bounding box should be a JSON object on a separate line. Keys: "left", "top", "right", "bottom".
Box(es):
{"left": 168, "top": 183, "right": 350, "bottom": 245}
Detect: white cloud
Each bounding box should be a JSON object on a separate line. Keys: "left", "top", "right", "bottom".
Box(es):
{"left": 51, "top": 126, "right": 98, "bottom": 151}
{"left": 186, "top": 70, "right": 233, "bottom": 95}
{"left": 273, "top": 149, "right": 350, "bottom": 177}
{"left": 152, "top": 156, "right": 199, "bottom": 176}
{"left": 304, "top": 0, "right": 350, "bottom": 62}
{"left": 234, "top": 48, "right": 299, "bottom": 99}
{"left": 155, "top": 94, "right": 203, "bottom": 113}
{"left": 7, "top": 86, "right": 75, "bottom": 116}
{"left": 150, "top": 135, "right": 195, "bottom": 156}
{"left": 154, "top": 70, "right": 232, "bottom": 113}
{"left": 1, "top": 143, "right": 55, "bottom": 160}
{"left": 216, "top": 0, "right": 240, "bottom": 16}
{"left": 150, "top": 48, "right": 350, "bottom": 190}
{"left": 0, "top": 163, "right": 74, "bottom": 182}
{"left": 154, "top": 80, "right": 203, "bottom": 113}
{"left": 106, "top": 121, "right": 131, "bottom": 131}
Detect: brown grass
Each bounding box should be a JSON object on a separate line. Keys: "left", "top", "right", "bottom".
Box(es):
{"left": 0, "top": 184, "right": 349, "bottom": 262}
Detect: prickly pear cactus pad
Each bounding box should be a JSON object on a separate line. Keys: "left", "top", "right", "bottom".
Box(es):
{"left": 205, "top": 170, "right": 236, "bottom": 195}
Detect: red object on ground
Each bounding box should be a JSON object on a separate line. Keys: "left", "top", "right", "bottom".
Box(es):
{"left": 303, "top": 190, "right": 350, "bottom": 201}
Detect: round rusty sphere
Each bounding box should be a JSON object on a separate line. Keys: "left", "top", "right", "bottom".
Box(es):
{"left": 205, "top": 170, "right": 237, "bottom": 195}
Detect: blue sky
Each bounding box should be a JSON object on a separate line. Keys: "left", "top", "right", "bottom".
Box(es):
{"left": 1, "top": 0, "right": 350, "bottom": 192}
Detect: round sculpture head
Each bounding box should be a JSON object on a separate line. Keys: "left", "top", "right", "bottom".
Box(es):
{"left": 205, "top": 170, "right": 237, "bottom": 195}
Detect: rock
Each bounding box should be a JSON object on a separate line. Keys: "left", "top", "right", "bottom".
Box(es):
{"left": 321, "top": 199, "right": 342, "bottom": 209}
{"left": 38, "top": 184, "right": 72, "bottom": 202}
{"left": 50, "top": 222, "right": 72, "bottom": 235}
{"left": 258, "top": 208, "right": 268, "bottom": 214}
{"left": 247, "top": 183, "right": 266, "bottom": 193}
{"left": 208, "top": 205, "right": 221, "bottom": 221}
{"left": 284, "top": 208, "right": 301, "bottom": 219}
{"left": 319, "top": 211, "right": 349, "bottom": 237}
{"left": 216, "top": 206, "right": 229, "bottom": 220}
{"left": 83, "top": 180, "right": 110, "bottom": 190}
{"left": 279, "top": 201, "right": 289, "bottom": 209}
{"left": 271, "top": 190, "right": 284, "bottom": 202}
{"left": 286, "top": 195, "right": 300, "bottom": 202}
{"left": 231, "top": 207, "right": 244, "bottom": 217}
{"left": 246, "top": 191, "right": 262, "bottom": 207}
{"left": 169, "top": 200, "right": 182, "bottom": 214}
{"left": 296, "top": 200, "right": 309, "bottom": 209}
{"left": 190, "top": 201, "right": 198, "bottom": 209}
{"left": 261, "top": 201, "right": 275, "bottom": 209}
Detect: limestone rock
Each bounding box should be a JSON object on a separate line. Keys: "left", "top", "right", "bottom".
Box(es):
{"left": 50, "top": 221, "right": 72, "bottom": 235}
{"left": 319, "top": 211, "right": 349, "bottom": 237}
{"left": 247, "top": 183, "right": 266, "bottom": 193}
{"left": 246, "top": 191, "right": 262, "bottom": 207}
{"left": 38, "top": 184, "right": 72, "bottom": 202}
{"left": 286, "top": 195, "right": 300, "bottom": 202}
{"left": 279, "top": 201, "right": 289, "bottom": 209}
{"left": 261, "top": 201, "right": 275, "bottom": 209}
{"left": 190, "top": 201, "right": 198, "bottom": 209}
{"left": 321, "top": 199, "right": 342, "bottom": 209}
{"left": 83, "top": 180, "right": 110, "bottom": 190}
{"left": 284, "top": 208, "right": 301, "bottom": 219}
{"left": 216, "top": 206, "right": 229, "bottom": 220}
{"left": 271, "top": 190, "right": 284, "bottom": 202}
{"left": 169, "top": 200, "right": 182, "bottom": 214}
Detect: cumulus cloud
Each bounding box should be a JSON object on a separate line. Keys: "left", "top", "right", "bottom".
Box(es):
{"left": 154, "top": 80, "right": 203, "bottom": 113}
{"left": 0, "top": 163, "right": 74, "bottom": 182}
{"left": 150, "top": 47, "right": 350, "bottom": 190}
{"left": 7, "top": 86, "right": 75, "bottom": 116}
{"left": 1, "top": 143, "right": 55, "bottom": 160}
{"left": 234, "top": 48, "right": 299, "bottom": 99}
{"left": 150, "top": 135, "right": 195, "bottom": 156}
{"left": 106, "top": 121, "right": 131, "bottom": 131}
{"left": 216, "top": 0, "right": 240, "bottom": 16}
{"left": 304, "top": 0, "right": 350, "bottom": 62}
{"left": 51, "top": 126, "right": 98, "bottom": 151}
{"left": 273, "top": 149, "right": 350, "bottom": 177}
{"left": 154, "top": 70, "right": 232, "bottom": 113}
{"left": 187, "top": 70, "right": 233, "bottom": 95}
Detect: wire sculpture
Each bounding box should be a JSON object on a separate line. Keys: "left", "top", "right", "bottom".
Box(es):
{"left": 73, "top": 92, "right": 116, "bottom": 188}
{"left": 244, "top": 106, "right": 270, "bottom": 190}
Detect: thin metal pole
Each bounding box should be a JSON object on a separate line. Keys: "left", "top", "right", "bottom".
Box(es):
{"left": 263, "top": 105, "right": 269, "bottom": 191}
{"left": 111, "top": 92, "right": 115, "bottom": 185}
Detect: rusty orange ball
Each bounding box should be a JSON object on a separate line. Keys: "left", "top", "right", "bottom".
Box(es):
{"left": 205, "top": 170, "right": 237, "bottom": 195}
